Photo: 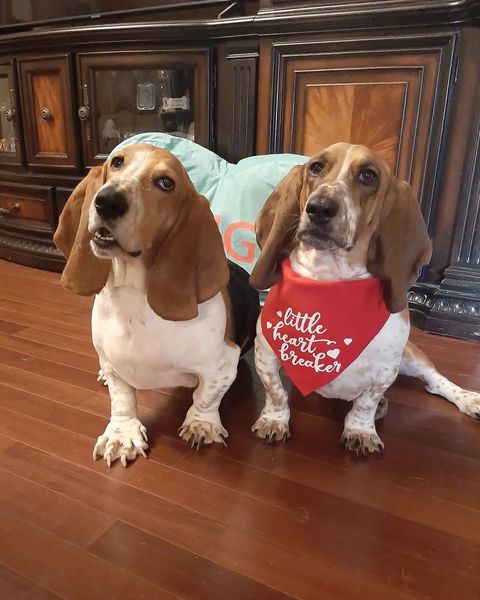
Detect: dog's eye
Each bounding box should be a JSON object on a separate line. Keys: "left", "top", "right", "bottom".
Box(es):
{"left": 358, "top": 168, "right": 378, "bottom": 185}
{"left": 156, "top": 176, "right": 175, "bottom": 192}
{"left": 111, "top": 156, "right": 124, "bottom": 170}
{"left": 309, "top": 161, "right": 324, "bottom": 176}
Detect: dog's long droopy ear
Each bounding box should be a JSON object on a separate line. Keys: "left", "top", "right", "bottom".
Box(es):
{"left": 53, "top": 166, "right": 111, "bottom": 296}
{"left": 147, "top": 193, "right": 229, "bottom": 321}
{"left": 250, "top": 164, "right": 306, "bottom": 290}
{"left": 367, "top": 177, "right": 432, "bottom": 313}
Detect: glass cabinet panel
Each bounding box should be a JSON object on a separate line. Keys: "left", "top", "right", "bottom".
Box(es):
{"left": 0, "top": 62, "right": 21, "bottom": 166}
{"left": 78, "top": 52, "right": 210, "bottom": 165}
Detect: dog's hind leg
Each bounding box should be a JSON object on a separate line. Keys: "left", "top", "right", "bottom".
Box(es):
{"left": 399, "top": 342, "right": 480, "bottom": 419}
{"left": 251, "top": 327, "right": 291, "bottom": 444}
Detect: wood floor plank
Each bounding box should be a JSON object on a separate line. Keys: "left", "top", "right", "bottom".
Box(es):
{"left": 0, "top": 363, "right": 97, "bottom": 407}
{"left": 0, "top": 319, "right": 26, "bottom": 335}
{"left": 0, "top": 508, "right": 176, "bottom": 600}
{"left": 0, "top": 307, "right": 90, "bottom": 341}
{"left": 0, "top": 440, "right": 225, "bottom": 556}
{"left": 89, "top": 521, "right": 294, "bottom": 600}
{"left": 0, "top": 564, "right": 61, "bottom": 600}
{"left": 14, "top": 328, "right": 96, "bottom": 357}
{"left": 0, "top": 465, "right": 115, "bottom": 547}
{"left": 0, "top": 347, "right": 101, "bottom": 392}
{"left": 0, "top": 332, "right": 99, "bottom": 373}
{"left": 0, "top": 400, "right": 478, "bottom": 599}
{"left": 0, "top": 285, "right": 92, "bottom": 317}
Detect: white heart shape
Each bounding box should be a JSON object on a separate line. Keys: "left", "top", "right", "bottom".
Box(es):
{"left": 276, "top": 311, "right": 283, "bottom": 318}
{"left": 344, "top": 338, "right": 352, "bottom": 346}
{"left": 327, "top": 348, "right": 340, "bottom": 359}
{"left": 266, "top": 321, "right": 273, "bottom": 329}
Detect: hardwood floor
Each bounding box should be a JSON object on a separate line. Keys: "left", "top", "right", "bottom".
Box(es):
{"left": 0, "top": 259, "right": 479, "bottom": 600}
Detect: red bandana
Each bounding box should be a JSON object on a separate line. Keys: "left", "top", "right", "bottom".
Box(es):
{"left": 262, "top": 259, "right": 390, "bottom": 395}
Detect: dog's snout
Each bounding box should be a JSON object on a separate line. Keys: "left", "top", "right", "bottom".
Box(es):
{"left": 95, "top": 188, "right": 128, "bottom": 220}
{"left": 306, "top": 196, "right": 339, "bottom": 224}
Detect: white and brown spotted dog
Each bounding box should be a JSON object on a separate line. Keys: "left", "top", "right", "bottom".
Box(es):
{"left": 250, "top": 142, "right": 480, "bottom": 454}
{"left": 54, "top": 144, "right": 258, "bottom": 467}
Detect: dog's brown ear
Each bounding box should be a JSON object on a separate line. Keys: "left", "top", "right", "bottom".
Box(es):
{"left": 147, "top": 192, "right": 229, "bottom": 321}
{"left": 250, "top": 164, "right": 307, "bottom": 290}
{"left": 367, "top": 177, "right": 432, "bottom": 313}
{"left": 53, "top": 166, "right": 111, "bottom": 295}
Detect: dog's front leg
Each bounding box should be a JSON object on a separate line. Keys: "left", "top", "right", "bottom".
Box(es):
{"left": 251, "top": 326, "right": 291, "bottom": 443}
{"left": 178, "top": 343, "right": 240, "bottom": 448}
{"left": 93, "top": 368, "right": 148, "bottom": 467}
{"left": 341, "top": 388, "right": 386, "bottom": 455}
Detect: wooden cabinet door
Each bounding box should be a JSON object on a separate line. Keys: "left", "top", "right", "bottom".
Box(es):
{"left": 0, "top": 60, "right": 22, "bottom": 167}
{"left": 19, "top": 55, "right": 78, "bottom": 171}
{"left": 77, "top": 50, "right": 211, "bottom": 166}
{"left": 260, "top": 33, "right": 456, "bottom": 228}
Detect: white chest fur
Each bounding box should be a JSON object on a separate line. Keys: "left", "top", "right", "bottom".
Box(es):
{"left": 91, "top": 257, "right": 228, "bottom": 390}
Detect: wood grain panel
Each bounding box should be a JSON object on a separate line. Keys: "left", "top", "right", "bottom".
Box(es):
{"left": 301, "top": 82, "right": 405, "bottom": 167}
{"left": 290, "top": 65, "right": 422, "bottom": 182}
{"left": 31, "top": 73, "right": 67, "bottom": 154}
{"left": 270, "top": 35, "right": 455, "bottom": 228}
{"left": 18, "top": 55, "right": 78, "bottom": 171}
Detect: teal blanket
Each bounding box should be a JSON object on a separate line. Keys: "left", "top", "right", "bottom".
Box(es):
{"left": 111, "top": 133, "right": 307, "bottom": 274}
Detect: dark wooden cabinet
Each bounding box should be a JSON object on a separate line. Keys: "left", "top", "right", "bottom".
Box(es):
{"left": 77, "top": 50, "right": 211, "bottom": 166}
{"left": 18, "top": 55, "right": 79, "bottom": 171}
{"left": 257, "top": 33, "right": 456, "bottom": 238}
{"left": 0, "top": 60, "right": 21, "bottom": 167}
{"left": 0, "top": 0, "right": 478, "bottom": 339}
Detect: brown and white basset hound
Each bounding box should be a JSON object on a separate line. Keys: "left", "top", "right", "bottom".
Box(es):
{"left": 54, "top": 143, "right": 258, "bottom": 467}
{"left": 250, "top": 142, "right": 480, "bottom": 454}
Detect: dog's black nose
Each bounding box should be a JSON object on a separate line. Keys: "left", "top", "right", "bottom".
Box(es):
{"left": 94, "top": 188, "right": 128, "bottom": 220}
{"left": 306, "top": 196, "right": 339, "bottom": 224}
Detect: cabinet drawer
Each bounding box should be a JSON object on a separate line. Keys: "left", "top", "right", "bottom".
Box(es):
{"left": 18, "top": 55, "right": 78, "bottom": 171}
{"left": 0, "top": 182, "right": 54, "bottom": 232}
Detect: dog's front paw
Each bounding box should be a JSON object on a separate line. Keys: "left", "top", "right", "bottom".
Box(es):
{"left": 252, "top": 415, "right": 291, "bottom": 444}
{"left": 454, "top": 390, "right": 480, "bottom": 420}
{"left": 341, "top": 428, "right": 384, "bottom": 455}
{"left": 93, "top": 417, "right": 148, "bottom": 467}
{"left": 178, "top": 408, "right": 228, "bottom": 448}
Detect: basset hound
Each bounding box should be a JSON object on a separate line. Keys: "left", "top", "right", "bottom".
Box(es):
{"left": 54, "top": 144, "right": 258, "bottom": 467}
{"left": 250, "top": 142, "right": 480, "bottom": 455}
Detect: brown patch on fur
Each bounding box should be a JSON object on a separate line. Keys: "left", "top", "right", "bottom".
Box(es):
{"left": 53, "top": 167, "right": 111, "bottom": 295}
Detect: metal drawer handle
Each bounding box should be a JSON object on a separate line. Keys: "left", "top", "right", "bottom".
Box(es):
{"left": 5, "top": 108, "right": 15, "bottom": 122}
{"left": 0, "top": 203, "right": 20, "bottom": 217}
{"left": 40, "top": 107, "right": 51, "bottom": 120}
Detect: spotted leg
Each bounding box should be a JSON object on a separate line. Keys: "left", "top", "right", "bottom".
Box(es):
{"left": 93, "top": 365, "right": 148, "bottom": 467}
{"left": 400, "top": 342, "right": 480, "bottom": 419}
{"left": 178, "top": 342, "right": 240, "bottom": 448}
{"left": 251, "top": 325, "right": 291, "bottom": 443}
{"left": 341, "top": 388, "right": 386, "bottom": 455}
